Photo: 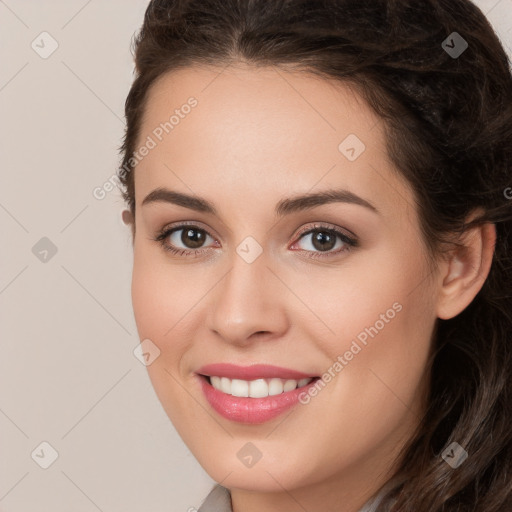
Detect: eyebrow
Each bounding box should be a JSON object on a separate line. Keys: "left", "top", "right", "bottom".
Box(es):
{"left": 141, "top": 187, "right": 379, "bottom": 216}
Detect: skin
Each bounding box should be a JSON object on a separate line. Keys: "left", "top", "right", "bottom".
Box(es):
{"left": 123, "top": 64, "right": 495, "bottom": 512}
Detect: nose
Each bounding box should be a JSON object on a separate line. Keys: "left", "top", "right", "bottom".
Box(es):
{"left": 206, "top": 250, "right": 289, "bottom": 346}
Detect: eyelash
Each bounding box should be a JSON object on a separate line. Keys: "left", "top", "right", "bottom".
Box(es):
{"left": 152, "top": 221, "right": 358, "bottom": 260}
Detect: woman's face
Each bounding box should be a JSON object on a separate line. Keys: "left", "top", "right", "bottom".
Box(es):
{"left": 130, "top": 65, "right": 440, "bottom": 503}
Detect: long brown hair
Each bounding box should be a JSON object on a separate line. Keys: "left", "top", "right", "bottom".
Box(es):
{"left": 117, "top": 1, "right": 512, "bottom": 510}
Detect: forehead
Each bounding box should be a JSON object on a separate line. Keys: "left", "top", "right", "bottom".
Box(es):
{"left": 134, "top": 64, "right": 414, "bottom": 222}
{"left": 139, "top": 64, "right": 379, "bottom": 153}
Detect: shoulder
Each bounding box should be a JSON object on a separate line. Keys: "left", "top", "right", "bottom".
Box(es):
{"left": 197, "top": 484, "right": 232, "bottom": 512}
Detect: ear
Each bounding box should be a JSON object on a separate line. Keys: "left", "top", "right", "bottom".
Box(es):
{"left": 436, "top": 213, "right": 496, "bottom": 320}
{"left": 122, "top": 209, "right": 135, "bottom": 243}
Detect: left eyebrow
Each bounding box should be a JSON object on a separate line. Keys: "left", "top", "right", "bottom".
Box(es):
{"left": 275, "top": 188, "right": 379, "bottom": 216}
{"left": 141, "top": 187, "right": 379, "bottom": 216}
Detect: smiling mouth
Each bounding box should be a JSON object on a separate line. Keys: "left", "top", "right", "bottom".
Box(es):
{"left": 199, "top": 374, "right": 321, "bottom": 399}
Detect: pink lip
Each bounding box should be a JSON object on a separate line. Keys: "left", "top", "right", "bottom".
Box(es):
{"left": 196, "top": 374, "right": 320, "bottom": 424}
{"left": 196, "top": 363, "right": 317, "bottom": 380}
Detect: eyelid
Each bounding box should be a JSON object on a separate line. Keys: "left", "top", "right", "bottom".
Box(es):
{"left": 161, "top": 220, "right": 218, "bottom": 239}
{"left": 292, "top": 221, "right": 357, "bottom": 241}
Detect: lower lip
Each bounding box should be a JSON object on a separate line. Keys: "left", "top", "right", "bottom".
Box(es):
{"left": 197, "top": 374, "right": 320, "bottom": 424}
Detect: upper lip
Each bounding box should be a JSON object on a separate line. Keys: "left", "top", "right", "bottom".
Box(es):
{"left": 196, "top": 363, "right": 318, "bottom": 381}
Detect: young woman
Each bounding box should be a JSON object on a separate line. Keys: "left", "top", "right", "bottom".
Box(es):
{"left": 118, "top": 1, "right": 512, "bottom": 510}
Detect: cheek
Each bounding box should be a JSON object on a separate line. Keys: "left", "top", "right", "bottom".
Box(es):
{"left": 131, "top": 260, "right": 166, "bottom": 337}
{"left": 131, "top": 240, "right": 191, "bottom": 336}
{"left": 275, "top": 267, "right": 435, "bottom": 479}
{"left": 131, "top": 247, "right": 210, "bottom": 374}
{"left": 131, "top": 254, "right": 199, "bottom": 422}
{"left": 289, "top": 240, "right": 432, "bottom": 345}
{"left": 292, "top": 241, "right": 436, "bottom": 404}
{"left": 131, "top": 250, "right": 184, "bottom": 364}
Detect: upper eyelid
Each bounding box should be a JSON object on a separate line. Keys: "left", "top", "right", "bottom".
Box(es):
{"left": 164, "top": 221, "right": 216, "bottom": 239}
{"left": 294, "top": 222, "right": 356, "bottom": 239}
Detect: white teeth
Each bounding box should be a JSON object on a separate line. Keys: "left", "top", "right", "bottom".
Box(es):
{"left": 231, "top": 379, "right": 249, "bottom": 397}
{"left": 268, "top": 378, "right": 284, "bottom": 396}
{"left": 208, "top": 376, "right": 314, "bottom": 398}
{"left": 283, "top": 379, "right": 298, "bottom": 392}
{"left": 211, "top": 376, "right": 222, "bottom": 390}
{"left": 249, "top": 379, "right": 268, "bottom": 398}
{"left": 220, "top": 376, "right": 231, "bottom": 394}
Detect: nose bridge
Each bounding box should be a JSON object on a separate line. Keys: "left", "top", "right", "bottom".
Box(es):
{"left": 207, "top": 243, "right": 287, "bottom": 342}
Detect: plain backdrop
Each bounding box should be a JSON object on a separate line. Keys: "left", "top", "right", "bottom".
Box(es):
{"left": 1, "top": 1, "right": 511, "bottom": 510}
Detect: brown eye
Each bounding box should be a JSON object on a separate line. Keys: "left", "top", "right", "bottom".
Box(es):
{"left": 175, "top": 227, "right": 208, "bottom": 249}
{"left": 291, "top": 223, "right": 358, "bottom": 260}
{"left": 154, "top": 224, "right": 216, "bottom": 256}
{"left": 308, "top": 230, "right": 338, "bottom": 252}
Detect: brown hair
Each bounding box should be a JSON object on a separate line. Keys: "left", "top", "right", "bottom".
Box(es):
{"left": 117, "top": 1, "right": 512, "bottom": 510}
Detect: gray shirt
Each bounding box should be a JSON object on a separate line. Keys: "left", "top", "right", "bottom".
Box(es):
{"left": 197, "top": 479, "right": 399, "bottom": 512}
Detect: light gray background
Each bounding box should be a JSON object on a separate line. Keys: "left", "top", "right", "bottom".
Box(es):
{"left": 1, "top": 1, "right": 511, "bottom": 510}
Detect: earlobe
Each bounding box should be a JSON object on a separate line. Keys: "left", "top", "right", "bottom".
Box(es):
{"left": 436, "top": 221, "right": 496, "bottom": 320}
